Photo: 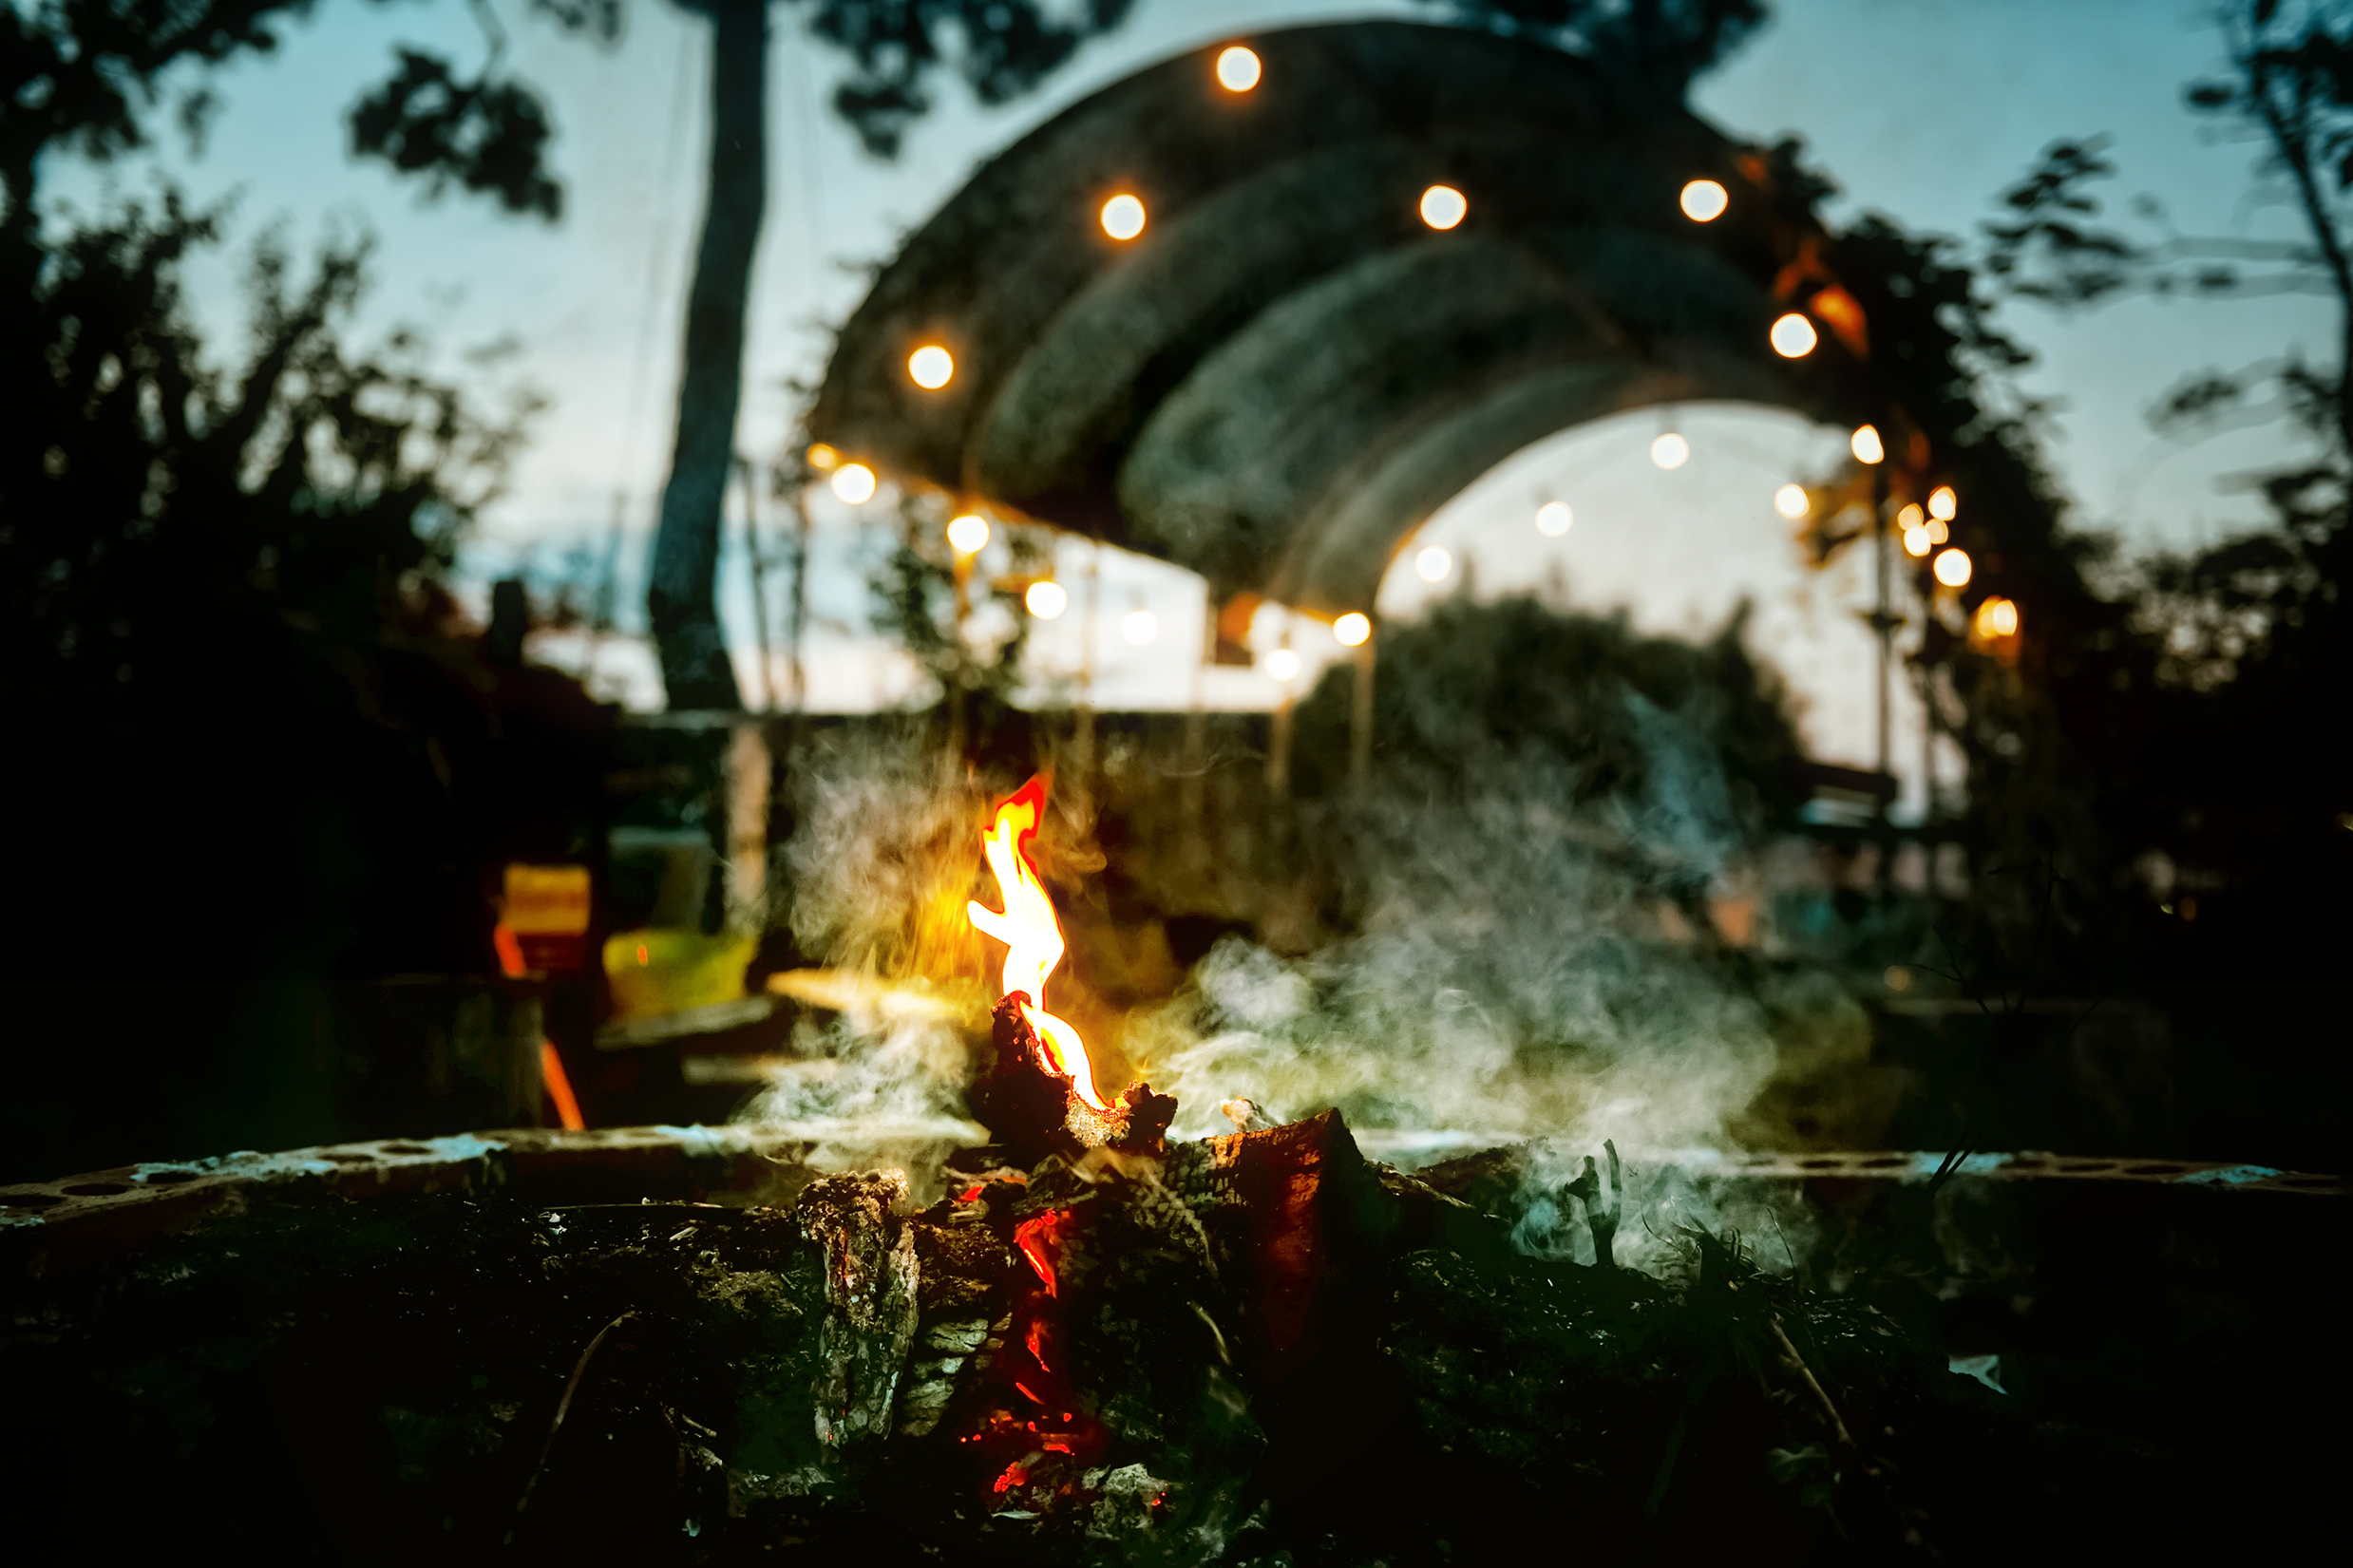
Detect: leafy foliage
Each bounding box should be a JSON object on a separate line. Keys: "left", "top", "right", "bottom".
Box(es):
{"left": 1290, "top": 595, "right": 1809, "bottom": 884}
{"left": 1420, "top": 0, "right": 1769, "bottom": 87}
{"left": 348, "top": 48, "right": 567, "bottom": 219}
{"left": 864, "top": 490, "right": 1035, "bottom": 716}
{"left": 795, "top": 0, "right": 1139, "bottom": 158}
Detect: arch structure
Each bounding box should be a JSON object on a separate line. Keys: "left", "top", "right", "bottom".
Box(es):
{"left": 806, "top": 21, "right": 1869, "bottom": 618}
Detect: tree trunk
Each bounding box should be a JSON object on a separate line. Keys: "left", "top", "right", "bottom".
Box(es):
{"left": 648, "top": 0, "right": 768, "bottom": 710}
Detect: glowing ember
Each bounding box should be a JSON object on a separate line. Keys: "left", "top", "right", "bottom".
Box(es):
{"left": 968, "top": 777, "right": 1111, "bottom": 1109}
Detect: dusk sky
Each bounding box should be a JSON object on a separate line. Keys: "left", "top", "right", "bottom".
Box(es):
{"left": 48, "top": 0, "right": 2331, "bottom": 807}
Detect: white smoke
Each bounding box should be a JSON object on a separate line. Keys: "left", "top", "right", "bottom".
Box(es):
{"left": 736, "top": 726, "right": 995, "bottom": 1200}
{"left": 744, "top": 727, "right": 1828, "bottom": 1272}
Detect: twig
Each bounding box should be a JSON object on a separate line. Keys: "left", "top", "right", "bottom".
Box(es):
{"left": 1772, "top": 1316, "right": 1855, "bottom": 1449}
{"left": 508, "top": 1312, "right": 637, "bottom": 1543}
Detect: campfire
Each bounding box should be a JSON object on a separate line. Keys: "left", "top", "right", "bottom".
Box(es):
{"left": 4, "top": 769, "right": 2325, "bottom": 1559}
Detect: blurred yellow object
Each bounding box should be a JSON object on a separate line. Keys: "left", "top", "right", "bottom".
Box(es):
{"left": 603, "top": 928, "right": 755, "bottom": 1021}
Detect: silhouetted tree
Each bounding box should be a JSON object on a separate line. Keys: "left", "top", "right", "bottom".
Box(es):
{"left": 1422, "top": 0, "right": 1769, "bottom": 89}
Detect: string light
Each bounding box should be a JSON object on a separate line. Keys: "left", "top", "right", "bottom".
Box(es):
{"left": 1679, "top": 179, "right": 1729, "bottom": 221}
{"left": 1026, "top": 580, "right": 1068, "bottom": 618}
{"left": 1903, "top": 524, "right": 1931, "bottom": 557}
{"left": 1536, "top": 501, "right": 1573, "bottom": 537}
{"left": 1770, "top": 312, "right": 1817, "bottom": 357}
{"left": 1419, "top": 184, "right": 1467, "bottom": 230}
{"left": 1333, "top": 612, "right": 1371, "bottom": 647}
{"left": 946, "top": 513, "right": 990, "bottom": 554}
{"left": 1774, "top": 484, "right": 1810, "bottom": 520}
{"left": 1897, "top": 503, "right": 1923, "bottom": 530}
{"left": 1215, "top": 46, "right": 1261, "bottom": 91}
{"left": 830, "top": 463, "right": 876, "bottom": 503}
{"left": 1933, "top": 548, "right": 1973, "bottom": 588}
{"left": 1414, "top": 545, "right": 1452, "bottom": 582}
{"left": 1264, "top": 648, "right": 1300, "bottom": 681}
{"left": 1101, "top": 194, "right": 1147, "bottom": 240}
{"left": 1928, "top": 484, "right": 1958, "bottom": 520}
{"left": 1850, "top": 425, "right": 1886, "bottom": 464}
{"left": 806, "top": 443, "right": 841, "bottom": 470}
{"left": 1974, "top": 595, "right": 2019, "bottom": 638}
{"left": 1121, "top": 608, "right": 1158, "bottom": 645}
{"left": 908, "top": 344, "right": 954, "bottom": 388}
{"left": 1927, "top": 519, "right": 1949, "bottom": 545}
{"left": 1651, "top": 432, "right": 1690, "bottom": 469}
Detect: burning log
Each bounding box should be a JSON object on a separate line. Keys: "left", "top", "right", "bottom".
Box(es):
{"left": 963, "top": 775, "right": 1178, "bottom": 1163}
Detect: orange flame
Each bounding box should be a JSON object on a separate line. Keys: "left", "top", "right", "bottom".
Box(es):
{"left": 967, "top": 776, "right": 1110, "bottom": 1109}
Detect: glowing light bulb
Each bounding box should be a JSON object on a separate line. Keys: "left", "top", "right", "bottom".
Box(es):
{"left": 1333, "top": 612, "right": 1371, "bottom": 647}
{"left": 1903, "top": 525, "right": 1931, "bottom": 557}
{"left": 1414, "top": 545, "right": 1452, "bottom": 582}
{"left": 806, "top": 443, "right": 841, "bottom": 471}
{"left": 1100, "top": 194, "right": 1146, "bottom": 240}
{"left": 1927, "top": 519, "right": 1949, "bottom": 545}
{"left": 1679, "top": 179, "right": 1729, "bottom": 222}
{"left": 1264, "top": 648, "right": 1300, "bottom": 682}
{"left": 946, "top": 513, "right": 990, "bottom": 554}
{"left": 1774, "top": 483, "right": 1810, "bottom": 520}
{"left": 1651, "top": 432, "right": 1690, "bottom": 469}
{"left": 1025, "top": 580, "right": 1068, "bottom": 618}
{"left": 1975, "top": 596, "right": 2019, "bottom": 638}
{"left": 1850, "top": 425, "right": 1886, "bottom": 464}
{"left": 1121, "top": 609, "right": 1157, "bottom": 645}
{"left": 1898, "top": 503, "right": 1924, "bottom": 530}
{"left": 1933, "top": 547, "right": 1973, "bottom": 588}
{"left": 1770, "top": 312, "right": 1818, "bottom": 358}
{"left": 1535, "top": 501, "right": 1574, "bottom": 537}
{"left": 1419, "top": 184, "right": 1467, "bottom": 231}
{"left": 830, "top": 463, "right": 876, "bottom": 504}
{"left": 1928, "top": 484, "right": 1958, "bottom": 520}
{"left": 908, "top": 344, "right": 954, "bottom": 389}
{"left": 1215, "top": 45, "right": 1261, "bottom": 91}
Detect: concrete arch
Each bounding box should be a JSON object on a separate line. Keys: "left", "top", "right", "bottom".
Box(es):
{"left": 806, "top": 19, "right": 1864, "bottom": 614}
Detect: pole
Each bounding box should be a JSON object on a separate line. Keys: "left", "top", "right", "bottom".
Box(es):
{"left": 1349, "top": 624, "right": 1376, "bottom": 788}
{"left": 1075, "top": 540, "right": 1098, "bottom": 780}
{"left": 1873, "top": 463, "right": 1892, "bottom": 807}
{"left": 737, "top": 457, "right": 774, "bottom": 712}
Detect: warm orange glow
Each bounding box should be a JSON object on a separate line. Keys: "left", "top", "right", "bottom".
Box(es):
{"left": 635, "top": 943, "right": 650, "bottom": 966}
{"left": 1101, "top": 193, "right": 1147, "bottom": 240}
{"left": 1770, "top": 312, "right": 1817, "bottom": 357}
{"left": 806, "top": 442, "right": 841, "bottom": 470}
{"left": 1680, "top": 179, "right": 1729, "bottom": 221}
{"left": 1903, "top": 523, "right": 1932, "bottom": 557}
{"left": 1851, "top": 425, "right": 1886, "bottom": 464}
{"left": 1014, "top": 1209, "right": 1071, "bottom": 1296}
{"left": 1215, "top": 45, "right": 1261, "bottom": 91}
{"left": 1774, "top": 483, "right": 1810, "bottom": 520}
{"left": 947, "top": 513, "right": 990, "bottom": 554}
{"left": 540, "top": 1040, "right": 585, "bottom": 1130}
{"left": 1934, "top": 547, "right": 1974, "bottom": 588}
{"left": 1334, "top": 612, "right": 1371, "bottom": 647}
{"left": 830, "top": 463, "right": 877, "bottom": 503}
{"left": 1025, "top": 580, "right": 1068, "bottom": 619}
{"left": 492, "top": 923, "right": 527, "bottom": 977}
{"left": 1974, "top": 595, "right": 2020, "bottom": 639}
{"left": 1419, "top": 184, "right": 1467, "bottom": 230}
{"left": 908, "top": 344, "right": 954, "bottom": 388}
{"left": 968, "top": 777, "right": 1109, "bottom": 1108}
{"left": 1897, "top": 502, "right": 1924, "bottom": 530}
{"left": 1928, "top": 484, "right": 1958, "bottom": 521}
